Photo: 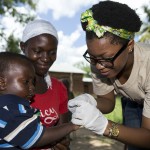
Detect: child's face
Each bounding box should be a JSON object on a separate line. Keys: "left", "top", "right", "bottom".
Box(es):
{"left": 4, "top": 62, "right": 35, "bottom": 100}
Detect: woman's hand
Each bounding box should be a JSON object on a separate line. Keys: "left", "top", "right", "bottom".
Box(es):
{"left": 68, "top": 94, "right": 97, "bottom": 113}
{"left": 68, "top": 100, "right": 108, "bottom": 135}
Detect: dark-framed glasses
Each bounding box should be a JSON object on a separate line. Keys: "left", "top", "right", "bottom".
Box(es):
{"left": 83, "top": 43, "right": 128, "bottom": 68}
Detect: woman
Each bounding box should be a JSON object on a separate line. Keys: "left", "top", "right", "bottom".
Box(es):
{"left": 68, "top": 1, "right": 150, "bottom": 150}
{"left": 20, "top": 19, "right": 70, "bottom": 150}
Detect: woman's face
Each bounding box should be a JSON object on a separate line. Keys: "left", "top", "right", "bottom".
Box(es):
{"left": 86, "top": 37, "right": 130, "bottom": 78}
{"left": 21, "top": 34, "right": 58, "bottom": 76}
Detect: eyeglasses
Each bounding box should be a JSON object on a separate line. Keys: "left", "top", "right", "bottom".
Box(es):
{"left": 83, "top": 43, "right": 128, "bottom": 68}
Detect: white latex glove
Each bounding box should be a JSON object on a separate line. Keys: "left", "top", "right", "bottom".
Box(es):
{"left": 68, "top": 93, "right": 97, "bottom": 113}
{"left": 69, "top": 100, "right": 108, "bottom": 135}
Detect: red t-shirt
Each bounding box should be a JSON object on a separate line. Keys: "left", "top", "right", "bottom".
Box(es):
{"left": 30, "top": 77, "right": 68, "bottom": 127}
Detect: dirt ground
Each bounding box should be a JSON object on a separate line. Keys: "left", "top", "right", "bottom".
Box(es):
{"left": 70, "top": 127, "right": 125, "bottom": 150}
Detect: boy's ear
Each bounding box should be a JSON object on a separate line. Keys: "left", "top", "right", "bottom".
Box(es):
{"left": 0, "top": 77, "right": 7, "bottom": 90}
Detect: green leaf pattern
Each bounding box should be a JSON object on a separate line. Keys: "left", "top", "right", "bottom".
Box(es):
{"left": 81, "top": 9, "right": 135, "bottom": 40}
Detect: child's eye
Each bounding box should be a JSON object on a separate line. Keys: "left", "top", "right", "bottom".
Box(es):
{"left": 49, "top": 50, "right": 56, "bottom": 56}
{"left": 23, "top": 80, "right": 29, "bottom": 84}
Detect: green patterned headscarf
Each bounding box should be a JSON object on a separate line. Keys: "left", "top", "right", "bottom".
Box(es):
{"left": 81, "top": 9, "right": 135, "bottom": 40}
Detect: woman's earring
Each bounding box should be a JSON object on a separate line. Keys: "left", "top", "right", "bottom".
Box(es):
{"left": 129, "top": 48, "right": 133, "bottom": 53}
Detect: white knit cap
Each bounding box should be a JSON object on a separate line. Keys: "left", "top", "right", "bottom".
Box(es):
{"left": 22, "top": 19, "right": 58, "bottom": 42}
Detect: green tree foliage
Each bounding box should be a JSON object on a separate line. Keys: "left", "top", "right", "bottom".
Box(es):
{"left": 0, "top": 0, "right": 36, "bottom": 22}
{"left": 0, "top": 0, "right": 36, "bottom": 53}
{"left": 139, "top": 2, "right": 150, "bottom": 43}
{"left": 74, "top": 61, "right": 91, "bottom": 78}
{"left": 6, "top": 34, "right": 20, "bottom": 53}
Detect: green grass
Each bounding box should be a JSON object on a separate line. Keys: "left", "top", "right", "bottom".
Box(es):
{"left": 104, "top": 96, "right": 123, "bottom": 124}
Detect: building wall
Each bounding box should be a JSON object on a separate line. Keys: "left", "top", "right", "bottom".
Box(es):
{"left": 83, "top": 82, "right": 93, "bottom": 95}
{"left": 49, "top": 72, "right": 85, "bottom": 96}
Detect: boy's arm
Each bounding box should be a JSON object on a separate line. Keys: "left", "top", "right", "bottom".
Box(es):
{"left": 32, "top": 122, "right": 78, "bottom": 148}
{"left": 51, "top": 80, "right": 71, "bottom": 150}
{"left": 0, "top": 95, "right": 78, "bottom": 149}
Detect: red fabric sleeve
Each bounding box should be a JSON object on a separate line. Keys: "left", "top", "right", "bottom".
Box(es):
{"left": 51, "top": 77, "right": 68, "bottom": 114}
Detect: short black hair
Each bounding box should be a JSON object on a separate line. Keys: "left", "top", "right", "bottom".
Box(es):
{"left": 82, "top": 1, "right": 142, "bottom": 45}
{"left": 0, "top": 52, "right": 33, "bottom": 76}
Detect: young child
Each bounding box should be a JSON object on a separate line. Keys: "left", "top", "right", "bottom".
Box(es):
{"left": 0, "top": 52, "right": 78, "bottom": 149}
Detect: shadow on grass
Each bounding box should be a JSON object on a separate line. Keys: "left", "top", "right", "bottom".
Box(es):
{"left": 70, "top": 128, "right": 124, "bottom": 150}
